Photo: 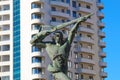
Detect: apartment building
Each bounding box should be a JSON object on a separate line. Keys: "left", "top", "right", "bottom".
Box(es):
{"left": 0, "top": 0, "right": 107, "bottom": 80}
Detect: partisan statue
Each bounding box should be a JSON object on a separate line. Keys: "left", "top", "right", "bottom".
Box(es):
{"left": 30, "top": 14, "right": 93, "bottom": 80}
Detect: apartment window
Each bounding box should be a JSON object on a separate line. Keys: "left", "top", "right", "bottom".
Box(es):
{"left": 88, "top": 55, "right": 92, "bottom": 59}
{"left": 32, "top": 57, "right": 42, "bottom": 63}
{"left": 68, "top": 60, "right": 72, "bottom": 68}
{"left": 66, "top": 0, "right": 70, "bottom": 4}
{"left": 78, "top": 3, "right": 81, "bottom": 7}
{"left": 32, "top": 68, "right": 42, "bottom": 74}
{"left": 78, "top": 13, "right": 81, "bottom": 17}
{"left": 73, "top": 11, "right": 77, "bottom": 17}
{"left": 88, "top": 65, "right": 93, "bottom": 70}
{"left": 61, "top": 0, "right": 64, "bottom": 2}
{"left": 31, "top": 3, "right": 42, "bottom": 9}
{"left": 2, "top": 66, "right": 10, "bottom": 72}
{"left": 89, "top": 76, "right": 94, "bottom": 80}
{"left": 75, "top": 63, "right": 78, "bottom": 69}
{"left": 75, "top": 53, "right": 78, "bottom": 58}
{"left": 51, "top": 17, "right": 56, "bottom": 22}
{"left": 2, "top": 5, "right": 10, "bottom": 11}
{"left": 51, "top": 7, "right": 56, "bottom": 11}
{"left": 61, "top": 9, "right": 65, "bottom": 13}
{"left": 80, "top": 64, "right": 83, "bottom": 68}
{"left": 81, "top": 75, "right": 84, "bottom": 79}
{"left": 86, "top": 5, "right": 91, "bottom": 9}
{"left": 75, "top": 73, "right": 79, "bottom": 80}
{"left": 32, "top": 14, "right": 41, "bottom": 19}
{"left": 2, "top": 45, "right": 10, "bottom": 51}
{"left": 32, "top": 24, "right": 41, "bottom": 30}
{"left": 1, "top": 76, "right": 9, "bottom": 80}
{"left": 32, "top": 46, "right": 39, "bottom": 52}
{"left": 67, "top": 9, "right": 70, "bottom": 15}
{"left": 61, "top": 19, "right": 65, "bottom": 23}
{"left": 67, "top": 71, "right": 72, "bottom": 78}
{"left": 2, "top": 55, "right": 10, "bottom": 61}
{"left": 2, "top": 25, "right": 10, "bottom": 31}
{"left": 72, "top": 1, "right": 76, "bottom": 8}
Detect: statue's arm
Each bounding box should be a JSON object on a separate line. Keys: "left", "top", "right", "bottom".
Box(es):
{"left": 30, "top": 29, "right": 56, "bottom": 47}
{"left": 67, "top": 21, "right": 81, "bottom": 44}
{"left": 67, "top": 13, "right": 94, "bottom": 44}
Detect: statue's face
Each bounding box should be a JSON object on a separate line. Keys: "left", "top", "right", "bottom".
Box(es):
{"left": 54, "top": 33, "right": 61, "bottom": 43}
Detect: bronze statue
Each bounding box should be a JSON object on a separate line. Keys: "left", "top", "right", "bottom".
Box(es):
{"left": 30, "top": 14, "right": 93, "bottom": 80}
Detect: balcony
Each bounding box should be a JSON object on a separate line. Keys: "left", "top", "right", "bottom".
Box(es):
{"left": 31, "top": 52, "right": 45, "bottom": 57}
{"left": 98, "top": 12, "right": 104, "bottom": 19}
{"left": 31, "top": 18, "right": 45, "bottom": 24}
{"left": 98, "top": 22, "right": 105, "bottom": 28}
{"left": 81, "top": 58, "right": 95, "bottom": 64}
{"left": 75, "top": 68, "right": 96, "bottom": 75}
{"left": 77, "top": 7, "right": 92, "bottom": 13}
{"left": 31, "top": 0, "right": 44, "bottom": 3}
{"left": 100, "top": 72, "right": 107, "bottom": 78}
{"left": 97, "top": 3, "right": 104, "bottom": 9}
{"left": 32, "top": 62, "right": 46, "bottom": 68}
{"left": 74, "top": 47, "right": 95, "bottom": 54}
{"left": 99, "top": 41, "right": 106, "bottom": 48}
{"left": 99, "top": 52, "right": 106, "bottom": 58}
{"left": 98, "top": 31, "right": 105, "bottom": 38}
{"left": 74, "top": 58, "right": 95, "bottom": 64}
{"left": 51, "top": 11, "right": 70, "bottom": 18}
{"left": 50, "top": 21, "right": 62, "bottom": 26}
{"left": 99, "top": 61, "right": 107, "bottom": 68}
{"left": 75, "top": 37, "right": 94, "bottom": 44}
{"left": 78, "top": 26, "right": 94, "bottom": 34}
{"left": 78, "top": 0, "right": 93, "bottom": 4}
{"left": 31, "top": 8, "right": 45, "bottom": 14}
{"left": 32, "top": 74, "right": 46, "bottom": 79}
{"left": 50, "top": 1, "right": 69, "bottom": 8}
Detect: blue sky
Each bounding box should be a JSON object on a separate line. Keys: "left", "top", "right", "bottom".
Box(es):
{"left": 102, "top": 0, "right": 120, "bottom": 80}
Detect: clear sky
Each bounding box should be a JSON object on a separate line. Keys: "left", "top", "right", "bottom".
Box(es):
{"left": 102, "top": 0, "right": 120, "bottom": 80}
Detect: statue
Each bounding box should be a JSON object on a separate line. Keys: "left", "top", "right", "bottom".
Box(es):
{"left": 30, "top": 14, "right": 93, "bottom": 80}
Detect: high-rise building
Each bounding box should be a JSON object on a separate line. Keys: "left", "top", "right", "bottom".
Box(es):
{"left": 0, "top": 0, "right": 107, "bottom": 80}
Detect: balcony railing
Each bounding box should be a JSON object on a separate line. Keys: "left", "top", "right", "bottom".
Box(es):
{"left": 50, "top": 1, "right": 69, "bottom": 8}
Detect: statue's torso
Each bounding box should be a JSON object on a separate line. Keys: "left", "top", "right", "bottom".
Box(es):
{"left": 46, "top": 42, "right": 70, "bottom": 60}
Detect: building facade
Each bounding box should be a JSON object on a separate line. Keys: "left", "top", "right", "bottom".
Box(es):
{"left": 0, "top": 0, "right": 107, "bottom": 80}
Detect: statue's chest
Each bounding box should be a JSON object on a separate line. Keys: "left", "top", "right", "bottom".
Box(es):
{"left": 47, "top": 44, "right": 67, "bottom": 57}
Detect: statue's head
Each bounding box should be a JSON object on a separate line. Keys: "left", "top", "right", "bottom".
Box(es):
{"left": 52, "top": 31, "right": 63, "bottom": 44}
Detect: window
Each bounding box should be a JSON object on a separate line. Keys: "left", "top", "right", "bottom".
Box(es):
{"left": 72, "top": 1, "right": 76, "bottom": 8}
{"left": 75, "top": 53, "right": 78, "bottom": 58}
{"left": 87, "top": 25, "right": 91, "bottom": 28}
{"left": 73, "top": 11, "right": 76, "bottom": 17}
{"left": 88, "top": 55, "right": 92, "bottom": 59}
{"left": 67, "top": 71, "right": 72, "bottom": 78}
{"left": 32, "top": 57, "right": 42, "bottom": 63}
{"left": 32, "top": 46, "right": 39, "bottom": 52}
{"left": 86, "top": 5, "right": 91, "bottom": 9}
{"left": 67, "top": 9, "right": 70, "bottom": 15}
{"left": 32, "top": 68, "right": 42, "bottom": 74}
{"left": 78, "top": 3, "right": 81, "bottom": 7}
{"left": 75, "top": 63, "right": 78, "bottom": 69}
{"left": 89, "top": 76, "right": 94, "bottom": 80}
{"left": 61, "top": 9, "right": 65, "bottom": 13}
{"left": 51, "top": 7, "right": 56, "bottom": 11}
{"left": 1, "top": 76, "right": 9, "bottom": 80}
{"left": 51, "top": 17, "right": 56, "bottom": 22}
{"left": 80, "top": 64, "right": 83, "bottom": 68}
{"left": 32, "top": 24, "right": 41, "bottom": 30}
{"left": 81, "top": 75, "right": 84, "bottom": 79}
{"left": 31, "top": 3, "right": 41, "bottom": 9}
{"left": 68, "top": 60, "right": 72, "bottom": 68}
{"left": 75, "top": 73, "right": 79, "bottom": 79}
{"left": 32, "top": 14, "right": 41, "bottom": 19}
{"left": 66, "top": 0, "right": 70, "bottom": 4}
